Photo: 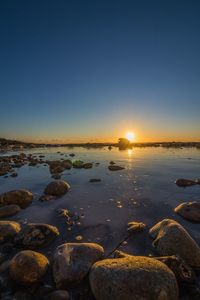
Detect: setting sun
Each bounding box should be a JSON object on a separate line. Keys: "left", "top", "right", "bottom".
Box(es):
{"left": 125, "top": 131, "right": 135, "bottom": 141}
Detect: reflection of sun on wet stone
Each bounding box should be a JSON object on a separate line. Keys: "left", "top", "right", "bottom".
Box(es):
{"left": 75, "top": 235, "right": 83, "bottom": 241}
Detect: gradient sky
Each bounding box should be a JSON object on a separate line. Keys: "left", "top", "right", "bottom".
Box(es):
{"left": 0, "top": 0, "right": 200, "bottom": 143}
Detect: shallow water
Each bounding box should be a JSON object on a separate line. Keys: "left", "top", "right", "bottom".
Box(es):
{"left": 0, "top": 146, "right": 200, "bottom": 257}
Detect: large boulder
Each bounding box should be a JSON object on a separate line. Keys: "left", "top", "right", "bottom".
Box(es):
{"left": 89, "top": 256, "right": 178, "bottom": 300}
{"left": 149, "top": 219, "right": 200, "bottom": 268}
{"left": 14, "top": 223, "right": 59, "bottom": 249}
{"left": 44, "top": 180, "right": 70, "bottom": 196}
{"left": 0, "top": 205, "right": 21, "bottom": 218}
{"left": 53, "top": 243, "right": 104, "bottom": 288}
{"left": 9, "top": 250, "right": 49, "bottom": 285}
{"left": 0, "top": 189, "right": 33, "bottom": 208}
{"left": 0, "top": 220, "right": 21, "bottom": 243}
{"left": 174, "top": 202, "right": 200, "bottom": 222}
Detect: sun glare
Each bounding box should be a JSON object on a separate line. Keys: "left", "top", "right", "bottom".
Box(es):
{"left": 126, "top": 131, "right": 135, "bottom": 141}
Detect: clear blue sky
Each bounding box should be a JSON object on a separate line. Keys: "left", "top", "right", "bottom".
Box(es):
{"left": 0, "top": 0, "right": 200, "bottom": 142}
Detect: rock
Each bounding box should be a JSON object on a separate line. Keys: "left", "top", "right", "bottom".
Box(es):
{"left": 127, "top": 221, "right": 146, "bottom": 233}
{"left": 53, "top": 243, "right": 104, "bottom": 287}
{"left": 109, "top": 161, "right": 115, "bottom": 165}
{"left": 62, "top": 160, "right": 72, "bottom": 169}
{"left": 0, "top": 205, "right": 21, "bottom": 218}
{"left": 175, "top": 178, "right": 197, "bottom": 187}
{"left": 174, "top": 202, "right": 200, "bottom": 222}
{"left": 154, "top": 255, "right": 195, "bottom": 284}
{"left": 44, "top": 180, "right": 70, "bottom": 196}
{"left": 0, "top": 221, "right": 21, "bottom": 243}
{"left": 52, "top": 173, "right": 61, "bottom": 180}
{"left": 13, "top": 291, "right": 32, "bottom": 300}
{"left": 45, "top": 290, "right": 70, "bottom": 300}
{"left": 89, "top": 178, "right": 101, "bottom": 182}
{"left": 39, "top": 194, "right": 57, "bottom": 202}
{"left": 10, "top": 172, "right": 18, "bottom": 177}
{"left": 9, "top": 250, "right": 49, "bottom": 285}
{"left": 69, "top": 153, "right": 75, "bottom": 157}
{"left": 14, "top": 223, "right": 59, "bottom": 249}
{"left": 83, "top": 163, "right": 93, "bottom": 169}
{"left": 0, "top": 190, "right": 33, "bottom": 208}
{"left": 149, "top": 219, "right": 200, "bottom": 268}
{"left": 108, "top": 165, "right": 125, "bottom": 171}
{"left": 90, "top": 256, "right": 179, "bottom": 300}
{"left": 73, "top": 160, "right": 84, "bottom": 168}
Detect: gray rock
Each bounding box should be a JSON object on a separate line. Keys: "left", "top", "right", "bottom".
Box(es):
{"left": 0, "top": 205, "right": 21, "bottom": 218}
{"left": 149, "top": 219, "right": 200, "bottom": 268}
{"left": 44, "top": 180, "right": 70, "bottom": 196}
{"left": 9, "top": 250, "right": 49, "bottom": 285}
{"left": 174, "top": 202, "right": 200, "bottom": 222}
{"left": 0, "top": 221, "right": 21, "bottom": 243}
{"left": 0, "top": 190, "right": 33, "bottom": 208}
{"left": 14, "top": 223, "right": 59, "bottom": 249}
{"left": 90, "top": 256, "right": 178, "bottom": 300}
{"left": 53, "top": 243, "right": 104, "bottom": 287}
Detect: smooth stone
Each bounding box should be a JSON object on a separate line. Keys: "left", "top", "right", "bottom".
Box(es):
{"left": 174, "top": 202, "right": 200, "bottom": 222}
{"left": 90, "top": 256, "right": 179, "bottom": 300}
{"left": 149, "top": 219, "right": 200, "bottom": 268}
{"left": 44, "top": 180, "right": 70, "bottom": 196}
{"left": 108, "top": 165, "right": 125, "bottom": 171}
{"left": 14, "top": 223, "right": 59, "bottom": 249}
{"left": 0, "top": 205, "right": 21, "bottom": 218}
{"left": 53, "top": 243, "right": 104, "bottom": 287}
{"left": 9, "top": 250, "right": 49, "bottom": 285}
{"left": 0, "top": 189, "right": 33, "bottom": 208}
{"left": 175, "top": 178, "right": 197, "bottom": 187}
{"left": 45, "top": 290, "right": 70, "bottom": 300}
{"left": 0, "top": 221, "right": 21, "bottom": 243}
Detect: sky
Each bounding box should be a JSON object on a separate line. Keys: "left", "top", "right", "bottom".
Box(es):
{"left": 0, "top": 0, "right": 200, "bottom": 143}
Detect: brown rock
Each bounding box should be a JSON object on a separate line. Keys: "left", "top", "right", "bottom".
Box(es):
{"left": 45, "top": 290, "right": 70, "bottom": 300}
{"left": 108, "top": 165, "right": 125, "bottom": 171}
{"left": 175, "top": 178, "right": 197, "bottom": 187}
{"left": 0, "top": 205, "right": 21, "bottom": 218}
{"left": 0, "top": 189, "right": 33, "bottom": 208}
{"left": 44, "top": 180, "right": 70, "bottom": 196}
{"left": 0, "top": 220, "right": 21, "bottom": 243}
{"left": 174, "top": 202, "right": 200, "bottom": 222}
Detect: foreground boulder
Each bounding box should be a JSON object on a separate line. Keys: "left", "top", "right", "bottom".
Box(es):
{"left": 0, "top": 189, "right": 33, "bottom": 208}
{"left": 14, "top": 223, "right": 59, "bottom": 249}
{"left": 0, "top": 220, "right": 21, "bottom": 243}
{"left": 149, "top": 219, "right": 200, "bottom": 268}
{"left": 90, "top": 256, "right": 178, "bottom": 300}
{"left": 174, "top": 202, "right": 200, "bottom": 222}
{"left": 0, "top": 204, "right": 21, "bottom": 218}
{"left": 9, "top": 250, "right": 49, "bottom": 285}
{"left": 44, "top": 180, "right": 70, "bottom": 196}
{"left": 53, "top": 243, "right": 104, "bottom": 287}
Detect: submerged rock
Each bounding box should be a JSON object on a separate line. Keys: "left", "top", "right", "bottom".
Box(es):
{"left": 149, "top": 219, "right": 200, "bottom": 268}
{"left": 0, "top": 205, "right": 21, "bottom": 218}
{"left": 0, "top": 220, "right": 21, "bottom": 243}
{"left": 9, "top": 250, "right": 49, "bottom": 285}
{"left": 44, "top": 180, "right": 70, "bottom": 196}
{"left": 0, "top": 189, "right": 33, "bottom": 208}
{"left": 89, "top": 178, "right": 101, "bottom": 182}
{"left": 175, "top": 178, "right": 198, "bottom": 187}
{"left": 14, "top": 223, "right": 59, "bottom": 249}
{"left": 90, "top": 256, "right": 178, "bottom": 300}
{"left": 53, "top": 243, "right": 104, "bottom": 287}
{"left": 45, "top": 290, "right": 70, "bottom": 300}
{"left": 174, "top": 202, "right": 200, "bottom": 222}
{"left": 108, "top": 165, "right": 125, "bottom": 171}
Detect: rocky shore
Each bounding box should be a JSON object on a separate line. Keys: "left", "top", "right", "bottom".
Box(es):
{"left": 0, "top": 147, "right": 200, "bottom": 299}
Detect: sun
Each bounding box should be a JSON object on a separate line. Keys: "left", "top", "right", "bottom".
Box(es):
{"left": 125, "top": 131, "right": 135, "bottom": 141}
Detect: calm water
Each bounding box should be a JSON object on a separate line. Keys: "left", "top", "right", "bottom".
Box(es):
{"left": 0, "top": 146, "right": 200, "bottom": 256}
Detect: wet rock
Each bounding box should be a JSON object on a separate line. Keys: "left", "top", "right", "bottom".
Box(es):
{"left": 39, "top": 195, "right": 57, "bottom": 202}
{"left": 62, "top": 160, "right": 72, "bottom": 169}
{"left": 83, "top": 163, "right": 93, "bottom": 169}
{"left": 154, "top": 255, "right": 195, "bottom": 284}
{"left": 149, "top": 219, "right": 200, "bottom": 268}
{"left": 9, "top": 250, "right": 49, "bottom": 285}
{"left": 51, "top": 173, "right": 61, "bottom": 180}
{"left": 109, "top": 161, "right": 115, "bottom": 165}
{"left": 44, "top": 180, "right": 70, "bottom": 196}
{"left": 53, "top": 243, "right": 104, "bottom": 287}
{"left": 69, "top": 153, "right": 75, "bottom": 157}
{"left": 175, "top": 178, "right": 197, "bottom": 187}
{"left": 90, "top": 256, "right": 179, "bottom": 300}
{"left": 73, "top": 160, "right": 84, "bottom": 168}
{"left": 14, "top": 223, "right": 59, "bottom": 249}
{"left": 0, "top": 205, "right": 21, "bottom": 218}
{"left": 174, "top": 202, "right": 200, "bottom": 222}
{"left": 0, "top": 190, "right": 33, "bottom": 208}
{"left": 45, "top": 290, "right": 70, "bottom": 300}
{"left": 0, "top": 221, "right": 21, "bottom": 243}
{"left": 127, "top": 221, "right": 146, "bottom": 234}
{"left": 13, "top": 291, "right": 32, "bottom": 300}
{"left": 89, "top": 178, "right": 101, "bottom": 182}
{"left": 10, "top": 172, "right": 18, "bottom": 178}
{"left": 108, "top": 165, "right": 125, "bottom": 171}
